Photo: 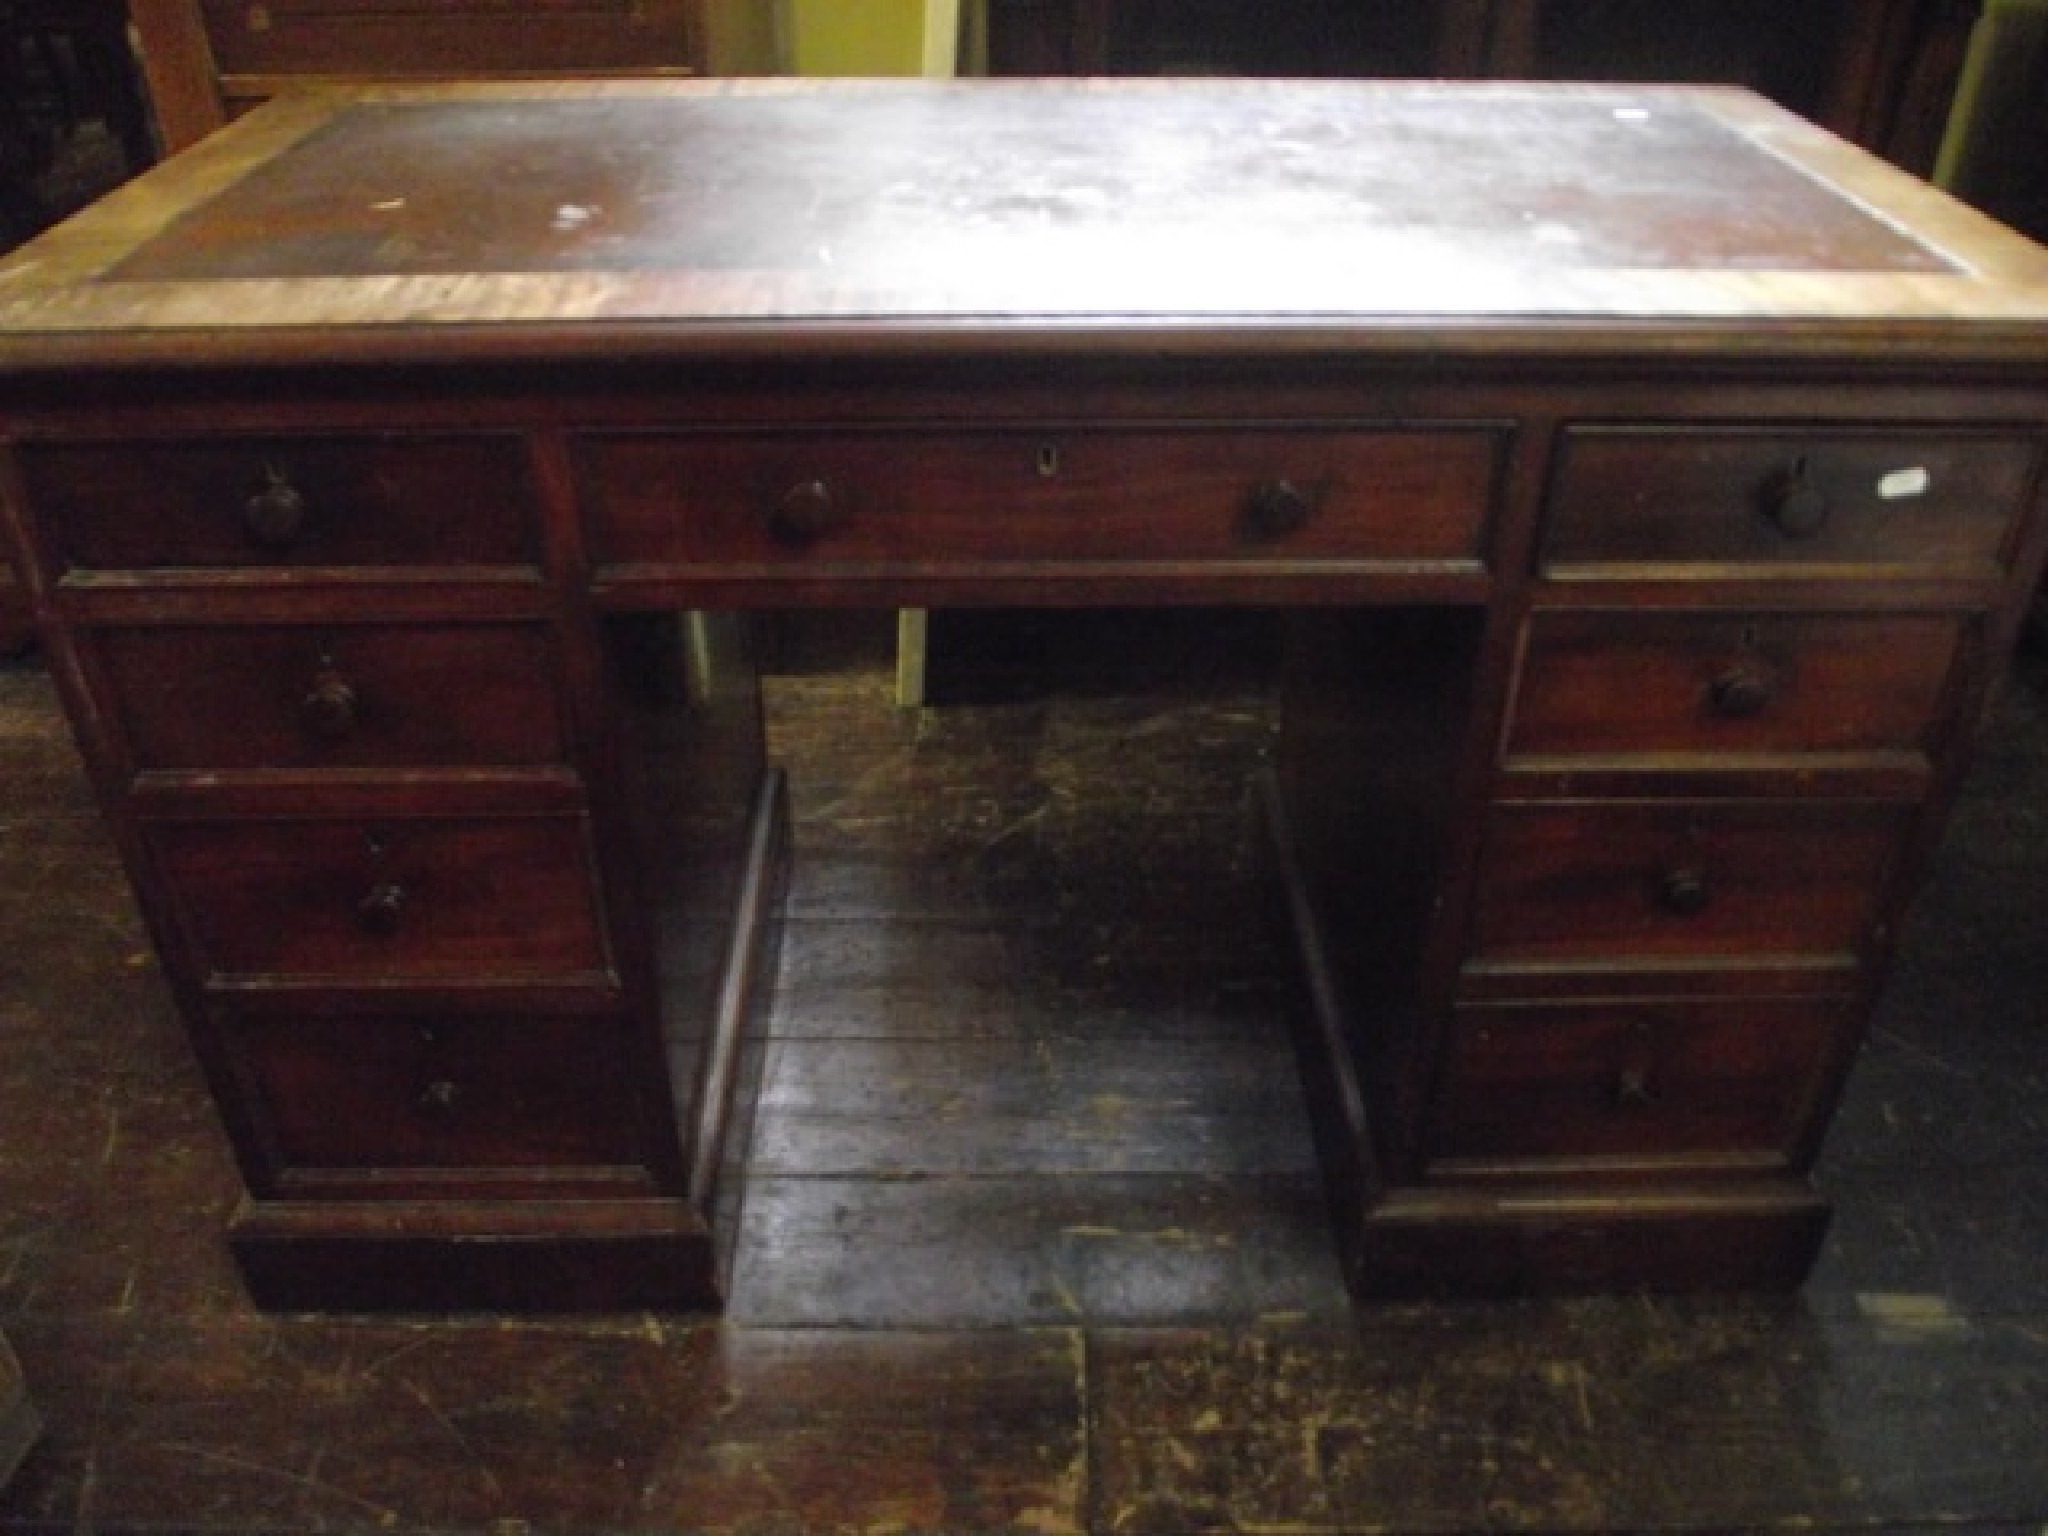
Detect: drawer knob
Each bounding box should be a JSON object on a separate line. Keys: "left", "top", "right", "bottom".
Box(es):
{"left": 770, "top": 479, "right": 845, "bottom": 546}
{"left": 1243, "top": 479, "right": 1314, "bottom": 541}
{"left": 243, "top": 467, "right": 309, "bottom": 551}
{"left": 300, "top": 667, "right": 359, "bottom": 741}
{"left": 1707, "top": 664, "right": 1776, "bottom": 719}
{"left": 1759, "top": 459, "right": 1831, "bottom": 539}
{"left": 416, "top": 1078, "right": 461, "bottom": 1115}
{"left": 1655, "top": 865, "right": 1711, "bottom": 917}
{"left": 1616, "top": 1024, "right": 1660, "bottom": 1108}
{"left": 355, "top": 880, "right": 408, "bottom": 936}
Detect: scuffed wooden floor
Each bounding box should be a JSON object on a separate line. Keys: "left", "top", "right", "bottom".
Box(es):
{"left": 3, "top": 610, "right": 2046, "bottom": 1535}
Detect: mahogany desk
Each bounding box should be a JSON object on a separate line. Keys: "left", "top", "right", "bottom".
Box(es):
{"left": 3, "top": 80, "right": 2047, "bottom": 1310}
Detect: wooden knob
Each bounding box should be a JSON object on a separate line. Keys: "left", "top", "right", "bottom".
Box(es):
{"left": 355, "top": 880, "right": 408, "bottom": 936}
{"left": 1615, "top": 1020, "right": 1659, "bottom": 1108}
{"left": 1243, "top": 479, "right": 1314, "bottom": 541}
{"left": 1758, "top": 459, "right": 1830, "bottom": 539}
{"left": 770, "top": 479, "right": 844, "bottom": 545}
{"left": 1655, "top": 865, "right": 1711, "bottom": 917}
{"left": 1707, "top": 664, "right": 1775, "bottom": 719}
{"left": 300, "top": 667, "right": 359, "bottom": 740}
{"left": 243, "top": 468, "right": 308, "bottom": 550}
{"left": 416, "top": 1078, "right": 460, "bottom": 1115}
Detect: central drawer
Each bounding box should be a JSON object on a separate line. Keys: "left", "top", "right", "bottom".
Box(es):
{"left": 145, "top": 813, "right": 612, "bottom": 987}
{"left": 579, "top": 425, "right": 1501, "bottom": 572}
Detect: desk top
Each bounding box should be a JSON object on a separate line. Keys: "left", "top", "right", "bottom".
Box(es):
{"left": 4, "top": 78, "right": 2048, "bottom": 368}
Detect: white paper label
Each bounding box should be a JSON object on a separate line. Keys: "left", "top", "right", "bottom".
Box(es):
{"left": 1878, "top": 467, "right": 1931, "bottom": 501}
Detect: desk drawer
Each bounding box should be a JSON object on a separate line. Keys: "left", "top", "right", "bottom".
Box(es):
{"left": 146, "top": 814, "right": 610, "bottom": 986}
{"left": 1429, "top": 996, "right": 1838, "bottom": 1171}
{"left": 1465, "top": 800, "right": 1909, "bottom": 971}
{"left": 97, "top": 622, "right": 569, "bottom": 774}
{"left": 581, "top": 426, "right": 1499, "bottom": 570}
{"left": 1504, "top": 610, "right": 1965, "bottom": 761}
{"left": 17, "top": 434, "right": 540, "bottom": 575}
{"left": 223, "top": 1007, "right": 647, "bottom": 1189}
{"left": 1544, "top": 429, "right": 2038, "bottom": 574}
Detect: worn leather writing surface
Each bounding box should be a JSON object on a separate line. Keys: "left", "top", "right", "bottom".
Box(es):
{"left": 113, "top": 89, "right": 1946, "bottom": 284}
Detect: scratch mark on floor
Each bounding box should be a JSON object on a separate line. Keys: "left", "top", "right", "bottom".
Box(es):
{"left": 400, "top": 1375, "right": 506, "bottom": 1501}
{"left": 157, "top": 1441, "right": 404, "bottom": 1523}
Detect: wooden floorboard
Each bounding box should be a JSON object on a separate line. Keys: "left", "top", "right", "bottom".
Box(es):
{"left": 752, "top": 1035, "right": 1316, "bottom": 1177}
{"left": 733, "top": 1172, "right": 1349, "bottom": 1329}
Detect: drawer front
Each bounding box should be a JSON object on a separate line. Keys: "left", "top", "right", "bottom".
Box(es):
{"left": 1429, "top": 996, "right": 1840, "bottom": 1170}
{"left": 1544, "top": 429, "right": 2038, "bottom": 573}
{"left": 146, "top": 814, "right": 610, "bottom": 985}
{"left": 224, "top": 1008, "right": 648, "bottom": 1186}
{"left": 18, "top": 434, "right": 540, "bottom": 574}
{"left": 1504, "top": 610, "right": 1966, "bottom": 761}
{"left": 197, "top": 0, "right": 701, "bottom": 80}
{"left": 1465, "top": 800, "right": 1911, "bottom": 970}
{"left": 98, "top": 622, "right": 570, "bottom": 774}
{"left": 582, "top": 426, "right": 1500, "bottom": 570}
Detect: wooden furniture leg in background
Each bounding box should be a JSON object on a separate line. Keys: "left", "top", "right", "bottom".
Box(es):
{"left": 0, "top": 567, "right": 28, "bottom": 658}
{"left": 0, "top": 1326, "right": 39, "bottom": 1490}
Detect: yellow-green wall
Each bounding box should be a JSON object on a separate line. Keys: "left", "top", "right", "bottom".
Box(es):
{"left": 792, "top": 0, "right": 958, "bottom": 75}
{"left": 701, "top": 0, "right": 965, "bottom": 76}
